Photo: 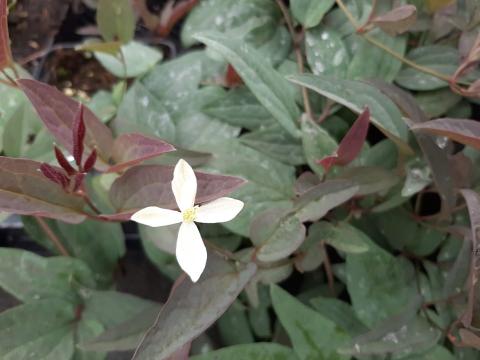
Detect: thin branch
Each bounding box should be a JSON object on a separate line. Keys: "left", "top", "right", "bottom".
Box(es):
{"left": 335, "top": 0, "right": 454, "bottom": 83}
{"left": 275, "top": 0, "right": 313, "bottom": 120}
{"left": 35, "top": 216, "right": 70, "bottom": 256}
{"left": 320, "top": 241, "right": 335, "bottom": 295}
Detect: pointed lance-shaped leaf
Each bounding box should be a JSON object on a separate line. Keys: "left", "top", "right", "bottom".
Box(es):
{"left": 83, "top": 148, "right": 97, "bottom": 173}
{"left": 0, "top": 0, "right": 13, "bottom": 70}
{"left": 54, "top": 146, "right": 76, "bottom": 176}
{"left": 108, "top": 133, "right": 175, "bottom": 173}
{"left": 459, "top": 189, "right": 480, "bottom": 328}
{"left": 412, "top": 118, "right": 480, "bottom": 150}
{"left": 225, "top": 64, "right": 243, "bottom": 88}
{"left": 18, "top": 79, "right": 114, "bottom": 170}
{"left": 0, "top": 157, "right": 85, "bottom": 223}
{"left": 318, "top": 107, "right": 370, "bottom": 172}
{"left": 372, "top": 5, "right": 417, "bottom": 36}
{"left": 73, "top": 104, "right": 86, "bottom": 167}
{"left": 40, "top": 163, "right": 69, "bottom": 189}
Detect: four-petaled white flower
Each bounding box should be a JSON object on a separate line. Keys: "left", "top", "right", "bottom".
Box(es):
{"left": 131, "top": 159, "right": 244, "bottom": 282}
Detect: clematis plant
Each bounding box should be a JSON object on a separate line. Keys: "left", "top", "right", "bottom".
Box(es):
{"left": 131, "top": 159, "right": 244, "bottom": 282}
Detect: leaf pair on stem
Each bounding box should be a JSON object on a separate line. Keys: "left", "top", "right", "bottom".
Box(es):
{"left": 40, "top": 105, "right": 97, "bottom": 194}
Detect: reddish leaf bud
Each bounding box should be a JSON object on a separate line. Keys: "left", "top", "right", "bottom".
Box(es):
{"left": 72, "top": 172, "right": 86, "bottom": 193}
{"left": 54, "top": 146, "right": 76, "bottom": 176}
{"left": 40, "top": 163, "right": 69, "bottom": 189}
{"left": 73, "top": 104, "right": 86, "bottom": 167}
{"left": 83, "top": 148, "right": 97, "bottom": 173}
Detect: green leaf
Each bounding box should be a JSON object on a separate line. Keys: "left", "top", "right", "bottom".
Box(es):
{"left": 240, "top": 123, "right": 305, "bottom": 166}
{"left": 305, "top": 27, "right": 350, "bottom": 78}
{"left": 293, "top": 180, "right": 359, "bottom": 223}
{"left": 270, "top": 285, "right": 350, "bottom": 360}
{"left": 415, "top": 89, "right": 462, "bottom": 118}
{"left": 126, "top": 51, "right": 224, "bottom": 123}
{"left": 95, "top": 41, "right": 163, "bottom": 78}
{"left": 310, "top": 297, "right": 368, "bottom": 337}
{"left": 250, "top": 208, "right": 306, "bottom": 263}
{"left": 0, "top": 299, "right": 75, "bottom": 359}
{"left": 0, "top": 85, "right": 22, "bottom": 151}
{"left": 217, "top": 301, "right": 255, "bottom": 346}
{"left": 336, "top": 166, "right": 399, "bottom": 196}
{"left": 3, "top": 105, "right": 53, "bottom": 161}
{"left": 339, "top": 315, "right": 441, "bottom": 357}
{"left": 200, "top": 140, "right": 296, "bottom": 236}
{"left": 22, "top": 219, "right": 125, "bottom": 287}
{"left": 86, "top": 90, "right": 117, "bottom": 123}
{"left": 195, "top": 32, "right": 301, "bottom": 138}
{"left": 115, "top": 81, "right": 175, "bottom": 142}
{"left": 191, "top": 343, "right": 298, "bottom": 360}
{"left": 309, "top": 221, "right": 370, "bottom": 254}
{"left": 348, "top": 30, "right": 407, "bottom": 82}
{"left": 291, "top": 0, "right": 335, "bottom": 28}
{"left": 0, "top": 248, "right": 94, "bottom": 303}
{"left": 289, "top": 74, "right": 410, "bottom": 148}
{"left": 133, "top": 254, "right": 256, "bottom": 359}
{"left": 404, "top": 346, "right": 456, "bottom": 360}
{"left": 346, "top": 229, "right": 417, "bottom": 327}
{"left": 301, "top": 117, "right": 338, "bottom": 177}
{"left": 175, "top": 112, "right": 240, "bottom": 149}
{"left": 202, "top": 87, "right": 273, "bottom": 130}
{"left": 395, "top": 45, "right": 475, "bottom": 90}
{"left": 96, "top": 0, "right": 135, "bottom": 43}
{"left": 181, "top": 0, "right": 279, "bottom": 47}
{"left": 81, "top": 305, "right": 161, "bottom": 352}
{"left": 81, "top": 290, "right": 157, "bottom": 329}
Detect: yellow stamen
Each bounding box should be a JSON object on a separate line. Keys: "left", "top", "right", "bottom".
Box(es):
{"left": 182, "top": 206, "right": 198, "bottom": 223}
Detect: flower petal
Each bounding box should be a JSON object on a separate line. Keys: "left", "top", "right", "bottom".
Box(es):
{"left": 172, "top": 159, "right": 197, "bottom": 211}
{"left": 176, "top": 222, "right": 207, "bottom": 282}
{"left": 131, "top": 207, "right": 182, "bottom": 227}
{"left": 196, "top": 197, "right": 244, "bottom": 223}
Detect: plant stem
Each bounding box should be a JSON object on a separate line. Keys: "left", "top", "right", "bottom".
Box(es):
{"left": 1, "top": 69, "right": 17, "bottom": 87}
{"left": 79, "top": 192, "right": 101, "bottom": 215}
{"left": 275, "top": 0, "right": 313, "bottom": 120}
{"left": 320, "top": 241, "right": 335, "bottom": 295}
{"left": 35, "top": 216, "right": 70, "bottom": 256}
{"left": 335, "top": 0, "right": 453, "bottom": 83}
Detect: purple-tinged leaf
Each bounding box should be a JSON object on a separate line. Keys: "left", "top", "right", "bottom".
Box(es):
{"left": 165, "top": 342, "right": 191, "bottom": 360}
{"left": 109, "top": 165, "right": 246, "bottom": 213}
{"left": 107, "top": 133, "right": 175, "bottom": 173}
{"left": 73, "top": 104, "right": 86, "bottom": 167}
{"left": 132, "top": 253, "right": 256, "bottom": 359}
{"left": 54, "top": 146, "right": 76, "bottom": 176}
{"left": 250, "top": 208, "right": 306, "bottom": 263}
{"left": 83, "top": 149, "right": 97, "bottom": 173}
{"left": 0, "top": 0, "right": 12, "bottom": 70}
{"left": 18, "top": 79, "right": 114, "bottom": 169}
{"left": 72, "top": 173, "right": 86, "bottom": 193}
{"left": 412, "top": 118, "right": 480, "bottom": 150}
{"left": 459, "top": 189, "right": 480, "bottom": 328}
{"left": 293, "top": 180, "right": 359, "bottom": 222}
{"left": 318, "top": 108, "right": 370, "bottom": 172}
{"left": 372, "top": 5, "right": 417, "bottom": 36}
{"left": 0, "top": 157, "right": 85, "bottom": 223}
{"left": 370, "top": 81, "right": 456, "bottom": 217}
{"left": 294, "top": 171, "right": 321, "bottom": 196}
{"left": 40, "top": 164, "right": 69, "bottom": 189}
{"left": 459, "top": 329, "right": 480, "bottom": 349}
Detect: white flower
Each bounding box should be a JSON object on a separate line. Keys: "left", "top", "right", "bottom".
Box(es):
{"left": 131, "top": 159, "right": 244, "bottom": 282}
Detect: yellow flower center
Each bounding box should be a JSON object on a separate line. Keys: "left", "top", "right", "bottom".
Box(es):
{"left": 182, "top": 206, "right": 198, "bottom": 223}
